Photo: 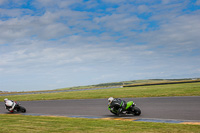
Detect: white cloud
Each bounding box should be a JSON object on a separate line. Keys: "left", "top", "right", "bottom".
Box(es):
{"left": 0, "top": 0, "right": 200, "bottom": 91}
{"left": 162, "top": 0, "right": 170, "bottom": 4}
{"left": 94, "top": 13, "right": 141, "bottom": 32}
{"left": 137, "top": 5, "right": 149, "bottom": 13}
{"left": 196, "top": 0, "right": 200, "bottom": 5}
{"left": 101, "top": 0, "right": 124, "bottom": 4}
{"left": 147, "top": 14, "right": 200, "bottom": 49}
{"left": 0, "top": 0, "right": 7, "bottom": 5}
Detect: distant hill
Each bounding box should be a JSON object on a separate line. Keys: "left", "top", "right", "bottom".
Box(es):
{"left": 56, "top": 78, "right": 200, "bottom": 91}
{"left": 94, "top": 78, "right": 200, "bottom": 87}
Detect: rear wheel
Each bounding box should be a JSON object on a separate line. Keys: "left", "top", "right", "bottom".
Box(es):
{"left": 132, "top": 106, "right": 141, "bottom": 116}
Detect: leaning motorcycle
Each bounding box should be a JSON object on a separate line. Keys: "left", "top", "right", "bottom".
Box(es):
{"left": 108, "top": 101, "right": 141, "bottom": 116}
{"left": 6, "top": 102, "right": 26, "bottom": 113}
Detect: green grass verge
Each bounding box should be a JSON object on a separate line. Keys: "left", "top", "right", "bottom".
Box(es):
{"left": 0, "top": 114, "right": 199, "bottom": 133}
{"left": 0, "top": 82, "right": 200, "bottom": 101}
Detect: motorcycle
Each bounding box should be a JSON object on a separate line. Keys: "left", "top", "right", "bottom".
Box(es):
{"left": 6, "top": 102, "right": 26, "bottom": 113}
{"left": 108, "top": 101, "right": 141, "bottom": 116}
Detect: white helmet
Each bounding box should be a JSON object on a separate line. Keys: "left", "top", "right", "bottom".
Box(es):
{"left": 108, "top": 97, "right": 114, "bottom": 103}
{"left": 5, "top": 100, "right": 13, "bottom": 107}
{"left": 4, "top": 98, "right": 8, "bottom": 102}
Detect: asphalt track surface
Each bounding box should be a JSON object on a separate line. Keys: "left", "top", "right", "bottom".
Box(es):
{"left": 0, "top": 96, "right": 200, "bottom": 122}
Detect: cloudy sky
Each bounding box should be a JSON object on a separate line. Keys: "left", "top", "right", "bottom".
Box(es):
{"left": 0, "top": 0, "right": 200, "bottom": 91}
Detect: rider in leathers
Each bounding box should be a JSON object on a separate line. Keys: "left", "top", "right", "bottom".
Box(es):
{"left": 4, "top": 98, "right": 16, "bottom": 112}
{"left": 108, "top": 97, "right": 127, "bottom": 115}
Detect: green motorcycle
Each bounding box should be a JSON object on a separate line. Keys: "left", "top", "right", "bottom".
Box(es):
{"left": 108, "top": 101, "right": 141, "bottom": 116}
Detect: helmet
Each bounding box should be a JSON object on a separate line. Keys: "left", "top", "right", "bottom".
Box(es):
{"left": 108, "top": 97, "right": 114, "bottom": 103}
{"left": 5, "top": 100, "right": 13, "bottom": 107}
{"left": 4, "top": 98, "right": 8, "bottom": 102}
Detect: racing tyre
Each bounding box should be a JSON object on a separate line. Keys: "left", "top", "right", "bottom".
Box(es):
{"left": 132, "top": 106, "right": 141, "bottom": 116}
{"left": 110, "top": 111, "right": 118, "bottom": 115}
{"left": 20, "top": 106, "right": 26, "bottom": 113}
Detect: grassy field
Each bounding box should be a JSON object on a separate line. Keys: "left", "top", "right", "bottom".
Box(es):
{"left": 0, "top": 114, "right": 199, "bottom": 133}
{"left": 0, "top": 82, "right": 200, "bottom": 101}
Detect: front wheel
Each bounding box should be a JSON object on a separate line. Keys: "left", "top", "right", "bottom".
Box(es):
{"left": 111, "top": 112, "right": 117, "bottom": 115}
{"left": 20, "top": 106, "right": 26, "bottom": 113}
{"left": 132, "top": 106, "right": 141, "bottom": 116}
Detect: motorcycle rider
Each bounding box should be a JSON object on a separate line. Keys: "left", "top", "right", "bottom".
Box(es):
{"left": 4, "top": 98, "right": 16, "bottom": 112}
{"left": 108, "top": 97, "right": 127, "bottom": 115}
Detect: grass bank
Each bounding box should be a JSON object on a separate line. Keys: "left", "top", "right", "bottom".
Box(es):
{"left": 0, "top": 82, "right": 200, "bottom": 101}
{"left": 123, "top": 79, "right": 200, "bottom": 87}
{"left": 0, "top": 114, "right": 199, "bottom": 133}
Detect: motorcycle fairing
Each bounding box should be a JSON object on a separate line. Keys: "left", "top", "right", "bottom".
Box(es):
{"left": 125, "top": 101, "right": 133, "bottom": 109}
{"left": 108, "top": 105, "right": 117, "bottom": 113}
